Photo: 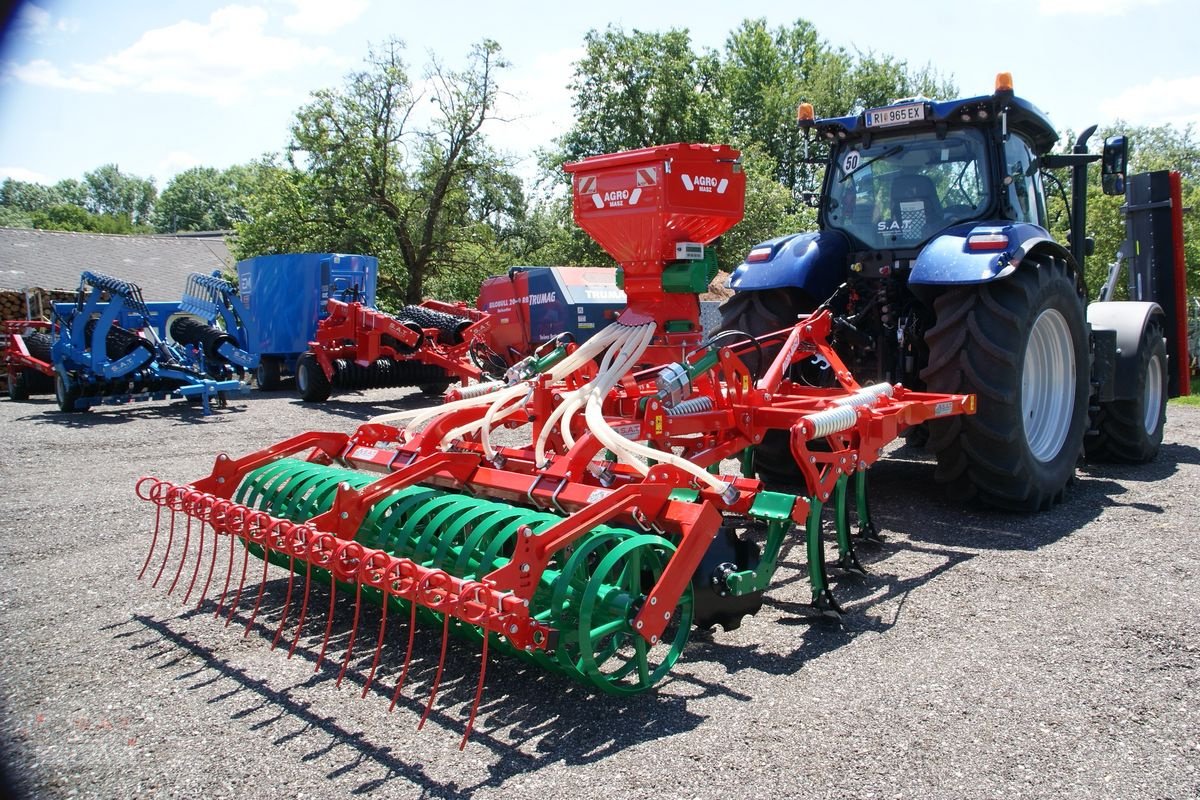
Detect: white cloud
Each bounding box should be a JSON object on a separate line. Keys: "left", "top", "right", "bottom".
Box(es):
{"left": 157, "top": 151, "right": 202, "bottom": 182}
{"left": 0, "top": 166, "right": 54, "bottom": 183}
{"left": 1099, "top": 75, "right": 1200, "bottom": 128}
{"left": 1039, "top": 0, "right": 1167, "bottom": 14}
{"left": 282, "top": 0, "right": 369, "bottom": 34}
{"left": 6, "top": 5, "right": 338, "bottom": 103}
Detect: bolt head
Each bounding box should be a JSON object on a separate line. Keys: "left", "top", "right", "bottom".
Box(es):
{"left": 663, "top": 612, "right": 670, "bottom": 620}
{"left": 520, "top": 563, "right": 530, "bottom": 573}
{"left": 636, "top": 620, "right": 643, "bottom": 630}
{"left": 649, "top": 596, "right": 657, "bottom": 605}
{"left": 217, "top": 477, "right": 225, "bottom": 484}
{"left": 650, "top": 635, "right": 658, "bottom": 644}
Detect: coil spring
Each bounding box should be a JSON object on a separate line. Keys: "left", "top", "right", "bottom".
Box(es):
{"left": 665, "top": 396, "right": 713, "bottom": 416}
{"left": 456, "top": 380, "right": 506, "bottom": 400}
{"left": 802, "top": 405, "right": 859, "bottom": 438}
{"left": 832, "top": 382, "right": 894, "bottom": 409}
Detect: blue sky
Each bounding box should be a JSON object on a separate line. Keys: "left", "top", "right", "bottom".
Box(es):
{"left": 0, "top": 0, "right": 1196, "bottom": 189}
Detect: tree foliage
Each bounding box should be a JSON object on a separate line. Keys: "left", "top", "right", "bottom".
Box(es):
{"left": 154, "top": 166, "right": 253, "bottom": 232}
{"left": 233, "top": 38, "right": 522, "bottom": 306}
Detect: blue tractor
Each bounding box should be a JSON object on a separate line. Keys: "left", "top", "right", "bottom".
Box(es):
{"left": 720, "top": 73, "right": 1180, "bottom": 511}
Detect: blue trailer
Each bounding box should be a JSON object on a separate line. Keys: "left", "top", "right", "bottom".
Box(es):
{"left": 236, "top": 252, "right": 378, "bottom": 389}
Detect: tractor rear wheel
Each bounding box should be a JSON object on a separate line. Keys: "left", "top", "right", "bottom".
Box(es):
{"left": 715, "top": 288, "right": 812, "bottom": 488}
{"left": 920, "top": 256, "right": 1089, "bottom": 510}
{"left": 1085, "top": 320, "right": 1167, "bottom": 463}
{"left": 295, "top": 353, "right": 332, "bottom": 403}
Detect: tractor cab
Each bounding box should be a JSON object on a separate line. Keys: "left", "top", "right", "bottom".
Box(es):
{"left": 805, "top": 74, "right": 1059, "bottom": 256}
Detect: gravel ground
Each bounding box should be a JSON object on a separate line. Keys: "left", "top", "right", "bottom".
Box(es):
{"left": 0, "top": 387, "right": 1197, "bottom": 800}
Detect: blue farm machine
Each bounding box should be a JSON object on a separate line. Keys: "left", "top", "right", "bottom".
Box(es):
{"left": 136, "top": 142, "right": 976, "bottom": 746}
{"left": 51, "top": 271, "right": 258, "bottom": 414}
{"left": 718, "top": 72, "right": 1189, "bottom": 510}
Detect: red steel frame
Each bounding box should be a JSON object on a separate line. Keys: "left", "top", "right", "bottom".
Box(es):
{"left": 2, "top": 319, "right": 55, "bottom": 389}
{"left": 308, "top": 298, "right": 491, "bottom": 385}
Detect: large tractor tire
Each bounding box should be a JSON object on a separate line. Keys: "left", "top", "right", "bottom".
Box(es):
{"left": 1084, "top": 320, "right": 1167, "bottom": 463}
{"left": 920, "top": 256, "right": 1089, "bottom": 511}
{"left": 295, "top": 353, "right": 332, "bottom": 403}
{"left": 715, "top": 287, "right": 815, "bottom": 488}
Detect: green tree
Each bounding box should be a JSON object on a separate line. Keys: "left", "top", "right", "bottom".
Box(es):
{"left": 237, "top": 38, "right": 518, "bottom": 306}
{"left": 154, "top": 166, "right": 249, "bottom": 232}
{"left": 555, "top": 27, "right": 723, "bottom": 167}
{"left": 83, "top": 164, "right": 156, "bottom": 225}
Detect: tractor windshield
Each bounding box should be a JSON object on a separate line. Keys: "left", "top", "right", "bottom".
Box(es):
{"left": 825, "top": 128, "right": 991, "bottom": 249}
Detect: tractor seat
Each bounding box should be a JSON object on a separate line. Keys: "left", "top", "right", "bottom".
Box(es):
{"left": 890, "top": 174, "right": 942, "bottom": 240}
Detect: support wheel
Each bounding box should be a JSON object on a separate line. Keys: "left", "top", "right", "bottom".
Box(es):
{"left": 295, "top": 353, "right": 332, "bottom": 403}
{"left": 920, "top": 256, "right": 1089, "bottom": 510}
{"left": 7, "top": 371, "right": 29, "bottom": 401}
{"left": 256, "top": 357, "right": 282, "bottom": 391}
{"left": 418, "top": 382, "right": 451, "bottom": 396}
{"left": 1085, "top": 320, "right": 1167, "bottom": 463}
{"left": 55, "top": 373, "right": 89, "bottom": 413}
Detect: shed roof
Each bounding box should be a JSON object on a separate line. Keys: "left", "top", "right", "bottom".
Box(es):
{"left": 0, "top": 228, "right": 233, "bottom": 299}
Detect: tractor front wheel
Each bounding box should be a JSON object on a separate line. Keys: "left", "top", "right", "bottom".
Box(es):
{"left": 295, "top": 354, "right": 332, "bottom": 403}
{"left": 1085, "top": 320, "right": 1167, "bottom": 463}
{"left": 921, "top": 256, "right": 1089, "bottom": 510}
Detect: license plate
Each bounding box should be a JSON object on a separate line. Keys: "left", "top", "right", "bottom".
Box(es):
{"left": 866, "top": 102, "right": 926, "bottom": 128}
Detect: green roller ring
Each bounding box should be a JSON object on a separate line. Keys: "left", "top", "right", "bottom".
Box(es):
{"left": 576, "top": 533, "right": 693, "bottom": 695}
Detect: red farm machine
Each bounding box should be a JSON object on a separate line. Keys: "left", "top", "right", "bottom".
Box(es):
{"left": 136, "top": 143, "right": 975, "bottom": 747}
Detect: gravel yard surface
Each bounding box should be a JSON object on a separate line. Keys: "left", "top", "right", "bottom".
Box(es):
{"left": 0, "top": 388, "right": 1197, "bottom": 799}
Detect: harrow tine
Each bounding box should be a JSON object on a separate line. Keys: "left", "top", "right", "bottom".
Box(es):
{"left": 287, "top": 557, "right": 313, "bottom": 659}
{"left": 196, "top": 500, "right": 228, "bottom": 608}
{"left": 365, "top": 557, "right": 416, "bottom": 698}
{"left": 334, "top": 542, "right": 369, "bottom": 687}
{"left": 271, "top": 551, "right": 297, "bottom": 651}
{"left": 150, "top": 496, "right": 180, "bottom": 588}
{"left": 166, "top": 512, "right": 194, "bottom": 596}
{"left": 417, "top": 614, "right": 450, "bottom": 731}
{"left": 181, "top": 514, "right": 206, "bottom": 605}
{"left": 460, "top": 633, "right": 489, "bottom": 750}
{"left": 457, "top": 582, "right": 493, "bottom": 750}
{"left": 389, "top": 601, "right": 420, "bottom": 712}
{"left": 213, "top": 506, "right": 241, "bottom": 618}
{"left": 316, "top": 573, "right": 337, "bottom": 673}
{"left": 135, "top": 478, "right": 167, "bottom": 581}
{"left": 336, "top": 581, "right": 363, "bottom": 687}
{"left": 417, "top": 571, "right": 454, "bottom": 731}
{"left": 243, "top": 531, "right": 276, "bottom": 638}
{"left": 361, "top": 587, "right": 388, "bottom": 697}
{"left": 223, "top": 542, "right": 252, "bottom": 626}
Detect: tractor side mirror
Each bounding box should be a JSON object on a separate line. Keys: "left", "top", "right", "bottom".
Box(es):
{"left": 1101, "top": 135, "right": 1128, "bottom": 196}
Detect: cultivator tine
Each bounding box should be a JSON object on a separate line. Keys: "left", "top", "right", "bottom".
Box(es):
{"left": 332, "top": 543, "right": 370, "bottom": 687}
{"left": 457, "top": 582, "right": 494, "bottom": 750}
{"left": 223, "top": 535, "right": 252, "bottom": 627}
{"left": 213, "top": 506, "right": 242, "bottom": 618}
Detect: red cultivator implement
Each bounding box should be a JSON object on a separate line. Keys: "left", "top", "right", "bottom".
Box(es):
{"left": 2, "top": 319, "right": 55, "bottom": 401}
{"left": 136, "top": 143, "right": 973, "bottom": 747}
{"left": 295, "top": 298, "right": 490, "bottom": 402}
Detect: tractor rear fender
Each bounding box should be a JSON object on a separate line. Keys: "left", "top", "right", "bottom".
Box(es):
{"left": 909, "top": 222, "right": 1076, "bottom": 288}
{"left": 726, "top": 230, "right": 849, "bottom": 300}
{"left": 1086, "top": 300, "right": 1165, "bottom": 401}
